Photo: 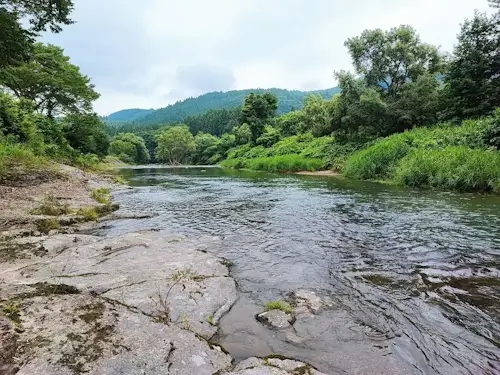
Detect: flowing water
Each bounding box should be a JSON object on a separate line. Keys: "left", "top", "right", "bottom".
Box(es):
{"left": 108, "top": 166, "right": 500, "bottom": 375}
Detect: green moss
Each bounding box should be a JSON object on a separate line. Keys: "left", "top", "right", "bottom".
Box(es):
{"left": 207, "top": 315, "right": 214, "bottom": 325}
{"left": 264, "top": 300, "right": 293, "bottom": 314}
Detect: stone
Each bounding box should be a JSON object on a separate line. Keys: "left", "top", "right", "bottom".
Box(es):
{"left": 292, "top": 290, "right": 332, "bottom": 316}
{"left": 256, "top": 310, "right": 293, "bottom": 329}
{"left": 226, "top": 357, "right": 327, "bottom": 375}
{"left": 0, "top": 317, "right": 18, "bottom": 375}
{"left": 2, "top": 230, "right": 237, "bottom": 374}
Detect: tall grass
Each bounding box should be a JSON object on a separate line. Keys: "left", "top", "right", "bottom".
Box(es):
{"left": 394, "top": 147, "right": 500, "bottom": 193}
{"left": 343, "top": 134, "right": 412, "bottom": 180}
{"left": 0, "top": 142, "right": 55, "bottom": 185}
{"left": 221, "top": 154, "right": 323, "bottom": 172}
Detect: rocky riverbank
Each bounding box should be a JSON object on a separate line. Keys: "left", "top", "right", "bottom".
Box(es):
{"left": 0, "top": 165, "right": 327, "bottom": 375}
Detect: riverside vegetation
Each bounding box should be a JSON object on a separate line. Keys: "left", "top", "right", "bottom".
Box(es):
{"left": 109, "top": 1, "right": 500, "bottom": 194}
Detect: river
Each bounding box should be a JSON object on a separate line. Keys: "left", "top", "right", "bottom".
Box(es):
{"left": 107, "top": 166, "right": 500, "bottom": 375}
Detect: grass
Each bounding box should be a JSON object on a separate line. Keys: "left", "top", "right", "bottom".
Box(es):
{"left": 91, "top": 187, "right": 111, "bottom": 204}
{"left": 0, "top": 142, "right": 57, "bottom": 185}
{"left": 264, "top": 300, "right": 293, "bottom": 314}
{"left": 76, "top": 207, "right": 99, "bottom": 222}
{"left": 394, "top": 146, "right": 500, "bottom": 193}
{"left": 37, "top": 218, "right": 61, "bottom": 234}
{"left": 31, "top": 195, "right": 72, "bottom": 216}
{"left": 222, "top": 154, "right": 323, "bottom": 173}
{"left": 342, "top": 117, "right": 500, "bottom": 193}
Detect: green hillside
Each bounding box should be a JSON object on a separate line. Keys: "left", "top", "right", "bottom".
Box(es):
{"left": 104, "top": 108, "right": 154, "bottom": 124}
{"left": 106, "top": 87, "right": 340, "bottom": 128}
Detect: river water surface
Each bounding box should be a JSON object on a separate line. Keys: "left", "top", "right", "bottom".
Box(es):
{"left": 109, "top": 166, "right": 500, "bottom": 375}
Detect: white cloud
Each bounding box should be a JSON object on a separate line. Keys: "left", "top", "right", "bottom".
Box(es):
{"left": 42, "top": 0, "right": 491, "bottom": 115}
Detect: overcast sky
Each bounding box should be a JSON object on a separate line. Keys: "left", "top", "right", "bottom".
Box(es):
{"left": 41, "top": 0, "right": 489, "bottom": 115}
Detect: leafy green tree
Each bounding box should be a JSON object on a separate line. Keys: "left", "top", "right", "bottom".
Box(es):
{"left": 442, "top": 10, "right": 500, "bottom": 119}
{"left": 0, "top": 0, "right": 74, "bottom": 68}
{"left": 63, "top": 113, "right": 109, "bottom": 157}
{"left": 155, "top": 125, "right": 196, "bottom": 164}
{"left": 302, "top": 94, "right": 336, "bottom": 137}
{"left": 233, "top": 123, "right": 252, "bottom": 145}
{"left": 276, "top": 110, "right": 306, "bottom": 136}
{"left": 192, "top": 132, "right": 219, "bottom": 164}
{"left": 256, "top": 126, "right": 281, "bottom": 147}
{"left": 241, "top": 92, "right": 278, "bottom": 143}
{"left": 344, "top": 25, "right": 442, "bottom": 97}
{"left": 216, "top": 133, "right": 236, "bottom": 158}
{"left": 109, "top": 133, "right": 150, "bottom": 164}
{"left": 0, "top": 43, "right": 99, "bottom": 117}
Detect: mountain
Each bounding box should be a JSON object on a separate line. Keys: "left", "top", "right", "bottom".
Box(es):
{"left": 104, "top": 108, "right": 154, "bottom": 125}
{"left": 105, "top": 87, "right": 340, "bottom": 128}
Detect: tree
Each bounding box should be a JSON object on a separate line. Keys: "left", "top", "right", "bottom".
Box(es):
{"left": 301, "top": 94, "right": 335, "bottom": 137}
{"left": 0, "top": 0, "right": 74, "bottom": 68}
{"left": 442, "top": 10, "right": 500, "bottom": 119}
{"left": 344, "top": 26, "right": 442, "bottom": 97}
{"left": 109, "top": 133, "right": 150, "bottom": 164}
{"left": 276, "top": 110, "right": 306, "bottom": 136}
{"left": 0, "top": 43, "right": 99, "bottom": 117}
{"left": 233, "top": 123, "right": 252, "bottom": 145}
{"left": 63, "top": 113, "right": 109, "bottom": 157}
{"left": 192, "top": 132, "right": 219, "bottom": 164}
{"left": 155, "top": 125, "right": 196, "bottom": 164}
{"left": 241, "top": 92, "right": 278, "bottom": 143}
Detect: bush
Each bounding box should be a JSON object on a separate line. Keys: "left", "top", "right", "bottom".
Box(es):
{"left": 343, "top": 134, "right": 412, "bottom": 179}
{"left": 222, "top": 154, "right": 323, "bottom": 172}
{"left": 0, "top": 141, "right": 55, "bottom": 185}
{"left": 394, "top": 146, "right": 500, "bottom": 193}
{"left": 91, "top": 187, "right": 111, "bottom": 204}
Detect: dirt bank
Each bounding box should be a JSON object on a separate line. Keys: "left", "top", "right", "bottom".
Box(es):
{"left": 295, "top": 170, "right": 340, "bottom": 177}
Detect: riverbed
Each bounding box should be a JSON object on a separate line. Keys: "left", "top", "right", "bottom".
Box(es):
{"left": 109, "top": 166, "right": 500, "bottom": 375}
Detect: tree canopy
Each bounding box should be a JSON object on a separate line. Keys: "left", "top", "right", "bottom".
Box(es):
{"left": 0, "top": 43, "right": 99, "bottom": 117}
{"left": 155, "top": 125, "right": 196, "bottom": 164}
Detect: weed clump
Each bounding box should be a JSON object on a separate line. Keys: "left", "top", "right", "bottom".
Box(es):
{"left": 31, "top": 195, "right": 71, "bottom": 216}
{"left": 91, "top": 187, "right": 111, "bottom": 204}
{"left": 264, "top": 300, "right": 293, "bottom": 314}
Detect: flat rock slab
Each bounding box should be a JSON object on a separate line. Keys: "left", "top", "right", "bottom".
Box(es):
{"left": 229, "top": 357, "right": 327, "bottom": 375}
{"left": 1, "top": 230, "right": 238, "bottom": 374}
{"left": 257, "top": 310, "right": 293, "bottom": 329}
{"left": 15, "top": 294, "right": 232, "bottom": 375}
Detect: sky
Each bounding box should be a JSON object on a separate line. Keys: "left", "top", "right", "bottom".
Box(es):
{"left": 41, "top": 0, "right": 490, "bottom": 116}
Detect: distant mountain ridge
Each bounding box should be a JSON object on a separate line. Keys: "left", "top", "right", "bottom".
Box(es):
{"left": 104, "top": 87, "right": 340, "bottom": 128}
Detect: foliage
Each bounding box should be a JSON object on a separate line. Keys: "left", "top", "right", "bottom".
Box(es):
{"left": 241, "top": 92, "right": 278, "bottom": 143}
{"left": 394, "top": 147, "right": 500, "bottom": 193}
{"left": 76, "top": 207, "right": 99, "bottom": 222}
{"left": 0, "top": 141, "right": 55, "bottom": 185}
{"left": 155, "top": 125, "right": 196, "bottom": 164}
{"left": 301, "top": 94, "right": 336, "bottom": 137}
{"left": 256, "top": 126, "right": 281, "bottom": 147}
{"left": 31, "top": 195, "right": 71, "bottom": 216}
{"left": 109, "top": 133, "right": 149, "bottom": 164}
{"left": 276, "top": 110, "right": 305, "bottom": 137}
{"left": 91, "top": 187, "right": 111, "bottom": 204}
{"left": 264, "top": 300, "right": 293, "bottom": 314}
{"left": 63, "top": 113, "right": 109, "bottom": 157}
{"left": 343, "top": 134, "right": 412, "bottom": 180}
{"left": 344, "top": 25, "right": 442, "bottom": 97}
{"left": 441, "top": 10, "right": 500, "bottom": 120}
{"left": 108, "top": 87, "right": 341, "bottom": 129}
{"left": 0, "top": 0, "right": 74, "bottom": 69}
{"left": 0, "top": 43, "right": 99, "bottom": 117}
{"left": 192, "top": 132, "right": 219, "bottom": 165}
{"left": 221, "top": 154, "right": 324, "bottom": 173}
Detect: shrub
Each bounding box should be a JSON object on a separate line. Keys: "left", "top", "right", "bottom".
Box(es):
{"left": 0, "top": 141, "right": 55, "bottom": 185}
{"left": 241, "top": 155, "right": 323, "bottom": 172}
{"left": 91, "top": 187, "right": 111, "bottom": 204}
{"left": 394, "top": 146, "right": 500, "bottom": 193}
{"left": 343, "top": 134, "right": 412, "bottom": 179}
{"left": 31, "top": 196, "right": 71, "bottom": 216}
{"left": 76, "top": 207, "right": 99, "bottom": 222}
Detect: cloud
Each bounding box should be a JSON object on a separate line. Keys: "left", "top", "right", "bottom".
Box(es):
{"left": 41, "top": 0, "right": 490, "bottom": 115}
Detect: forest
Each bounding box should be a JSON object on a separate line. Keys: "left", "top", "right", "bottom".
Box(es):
{"left": 109, "top": 1, "right": 500, "bottom": 193}
{"left": 1, "top": 0, "right": 499, "bottom": 193}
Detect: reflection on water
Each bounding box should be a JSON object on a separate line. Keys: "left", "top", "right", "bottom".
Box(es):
{"left": 111, "top": 166, "right": 500, "bottom": 375}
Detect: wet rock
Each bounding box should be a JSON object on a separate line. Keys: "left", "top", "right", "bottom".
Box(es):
{"left": 228, "top": 357, "right": 326, "bottom": 375}
{"left": 291, "top": 290, "right": 332, "bottom": 317}
{"left": 257, "top": 310, "right": 294, "bottom": 329}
